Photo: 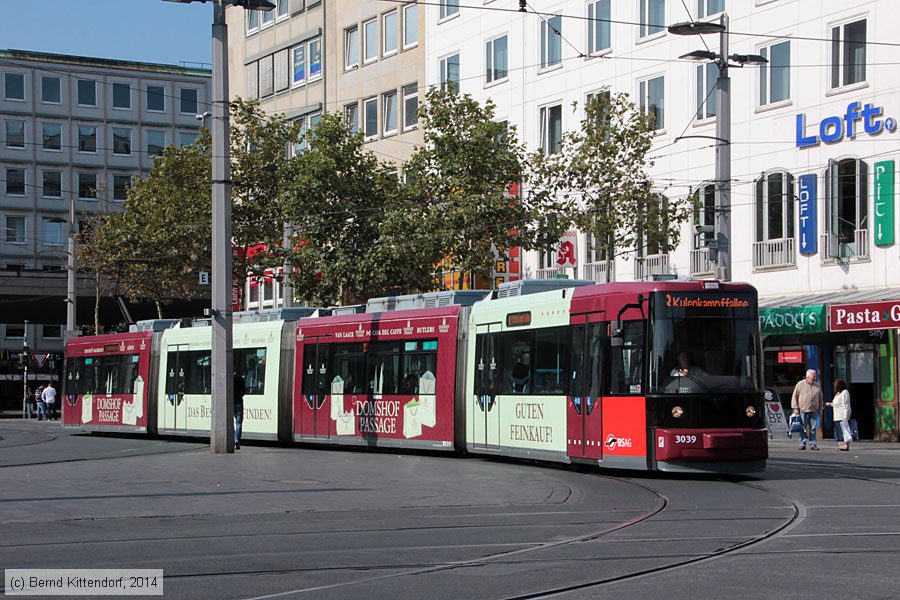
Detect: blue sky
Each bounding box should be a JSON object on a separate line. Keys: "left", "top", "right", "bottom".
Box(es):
{"left": 0, "top": 0, "right": 212, "bottom": 66}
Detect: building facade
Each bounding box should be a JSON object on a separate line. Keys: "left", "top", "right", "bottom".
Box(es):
{"left": 425, "top": 0, "right": 900, "bottom": 439}
{"left": 0, "top": 49, "right": 210, "bottom": 408}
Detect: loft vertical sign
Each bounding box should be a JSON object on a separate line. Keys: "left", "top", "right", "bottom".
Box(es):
{"left": 798, "top": 174, "right": 817, "bottom": 254}
{"left": 874, "top": 160, "right": 895, "bottom": 246}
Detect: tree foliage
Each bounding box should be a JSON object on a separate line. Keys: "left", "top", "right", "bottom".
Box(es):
{"left": 527, "top": 92, "right": 692, "bottom": 280}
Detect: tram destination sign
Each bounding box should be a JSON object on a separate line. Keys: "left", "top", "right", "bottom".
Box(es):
{"left": 830, "top": 300, "right": 900, "bottom": 332}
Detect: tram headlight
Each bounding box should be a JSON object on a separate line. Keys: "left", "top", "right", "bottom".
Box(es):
{"left": 671, "top": 406, "right": 684, "bottom": 418}
{"left": 745, "top": 405, "right": 757, "bottom": 417}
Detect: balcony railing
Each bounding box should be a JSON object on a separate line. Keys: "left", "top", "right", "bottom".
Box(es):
{"left": 689, "top": 248, "right": 715, "bottom": 277}
{"left": 535, "top": 266, "right": 571, "bottom": 279}
{"left": 633, "top": 254, "right": 669, "bottom": 280}
{"left": 752, "top": 237, "right": 796, "bottom": 270}
{"left": 583, "top": 260, "right": 614, "bottom": 283}
{"left": 820, "top": 229, "right": 870, "bottom": 261}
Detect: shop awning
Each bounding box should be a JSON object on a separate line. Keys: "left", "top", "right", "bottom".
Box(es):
{"left": 759, "top": 287, "right": 900, "bottom": 308}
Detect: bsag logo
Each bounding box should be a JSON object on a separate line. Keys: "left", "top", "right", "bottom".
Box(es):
{"left": 605, "top": 434, "right": 633, "bottom": 450}
{"left": 796, "top": 101, "right": 897, "bottom": 149}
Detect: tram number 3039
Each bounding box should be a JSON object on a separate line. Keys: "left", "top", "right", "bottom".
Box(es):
{"left": 675, "top": 435, "right": 698, "bottom": 444}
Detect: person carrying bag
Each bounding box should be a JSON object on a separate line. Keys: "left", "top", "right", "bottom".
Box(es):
{"left": 826, "top": 378, "right": 852, "bottom": 452}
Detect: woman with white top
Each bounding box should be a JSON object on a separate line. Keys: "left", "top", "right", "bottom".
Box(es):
{"left": 826, "top": 378, "right": 852, "bottom": 452}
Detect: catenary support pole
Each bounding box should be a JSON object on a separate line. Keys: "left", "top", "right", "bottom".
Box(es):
{"left": 211, "top": 0, "right": 234, "bottom": 453}
{"left": 715, "top": 14, "right": 731, "bottom": 281}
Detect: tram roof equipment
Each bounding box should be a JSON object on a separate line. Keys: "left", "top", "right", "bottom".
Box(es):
{"left": 492, "top": 279, "right": 595, "bottom": 299}
{"left": 366, "top": 290, "right": 490, "bottom": 313}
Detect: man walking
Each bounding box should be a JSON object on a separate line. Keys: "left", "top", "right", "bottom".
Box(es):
{"left": 41, "top": 382, "right": 57, "bottom": 421}
{"left": 791, "top": 369, "right": 823, "bottom": 451}
{"left": 233, "top": 373, "right": 246, "bottom": 450}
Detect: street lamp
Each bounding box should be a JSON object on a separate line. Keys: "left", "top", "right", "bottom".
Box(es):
{"left": 165, "top": 0, "right": 275, "bottom": 454}
{"left": 669, "top": 15, "right": 767, "bottom": 281}
{"left": 21, "top": 320, "right": 30, "bottom": 419}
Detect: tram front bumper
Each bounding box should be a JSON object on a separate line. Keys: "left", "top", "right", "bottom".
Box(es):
{"left": 654, "top": 428, "right": 768, "bottom": 462}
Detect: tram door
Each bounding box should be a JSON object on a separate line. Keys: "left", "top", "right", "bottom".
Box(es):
{"left": 300, "top": 337, "right": 333, "bottom": 438}
{"left": 473, "top": 323, "right": 502, "bottom": 450}
{"left": 568, "top": 317, "right": 604, "bottom": 460}
{"left": 163, "top": 344, "right": 189, "bottom": 431}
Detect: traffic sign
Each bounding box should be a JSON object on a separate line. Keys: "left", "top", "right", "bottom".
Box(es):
{"left": 32, "top": 353, "right": 49, "bottom": 367}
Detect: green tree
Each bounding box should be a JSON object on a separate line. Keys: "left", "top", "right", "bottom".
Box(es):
{"left": 527, "top": 92, "right": 692, "bottom": 281}
{"left": 405, "top": 88, "right": 569, "bottom": 287}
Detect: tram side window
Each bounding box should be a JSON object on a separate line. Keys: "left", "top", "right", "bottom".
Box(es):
{"left": 301, "top": 344, "right": 332, "bottom": 397}
{"left": 236, "top": 347, "right": 266, "bottom": 394}
{"left": 367, "top": 342, "right": 400, "bottom": 395}
{"left": 608, "top": 321, "right": 644, "bottom": 395}
{"left": 474, "top": 333, "right": 501, "bottom": 396}
{"left": 533, "top": 327, "right": 569, "bottom": 395}
{"left": 185, "top": 350, "right": 211, "bottom": 394}
{"left": 64, "top": 357, "right": 83, "bottom": 395}
{"left": 82, "top": 357, "right": 101, "bottom": 394}
{"left": 165, "top": 352, "right": 184, "bottom": 395}
{"left": 98, "top": 354, "right": 140, "bottom": 394}
{"left": 400, "top": 340, "right": 438, "bottom": 394}
{"left": 502, "top": 331, "right": 533, "bottom": 394}
{"left": 334, "top": 343, "right": 366, "bottom": 394}
{"left": 571, "top": 323, "right": 605, "bottom": 398}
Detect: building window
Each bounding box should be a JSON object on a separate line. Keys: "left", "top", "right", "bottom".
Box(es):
{"left": 292, "top": 45, "right": 306, "bottom": 86}
{"left": 540, "top": 16, "right": 562, "bottom": 69}
{"left": 383, "top": 11, "right": 399, "bottom": 56}
{"left": 113, "top": 128, "right": 132, "bottom": 155}
{"left": 696, "top": 62, "right": 717, "bottom": 120}
{"left": 759, "top": 41, "right": 790, "bottom": 105}
{"left": 147, "top": 85, "right": 165, "bottom": 112}
{"left": 77, "top": 79, "right": 96, "bottom": 106}
{"left": 5, "top": 72, "right": 25, "bottom": 101}
{"left": 6, "top": 169, "right": 25, "bottom": 196}
{"left": 262, "top": 7, "right": 274, "bottom": 27}
{"left": 110, "top": 82, "right": 130, "bottom": 109}
{"left": 147, "top": 130, "right": 166, "bottom": 157}
{"left": 831, "top": 19, "right": 866, "bottom": 89}
{"left": 78, "top": 126, "right": 97, "bottom": 153}
{"left": 486, "top": 35, "right": 508, "bottom": 84}
{"left": 247, "top": 9, "right": 260, "bottom": 33}
{"left": 585, "top": 232, "right": 611, "bottom": 263}
{"left": 403, "top": 3, "right": 418, "bottom": 48}
{"left": 440, "top": 53, "right": 460, "bottom": 92}
{"left": 6, "top": 216, "right": 25, "bottom": 244}
{"left": 539, "top": 104, "right": 563, "bottom": 154}
{"left": 42, "top": 123, "right": 61, "bottom": 151}
{"left": 825, "top": 158, "right": 868, "bottom": 258}
{"left": 179, "top": 131, "right": 198, "bottom": 147}
{"left": 43, "top": 325, "right": 63, "bottom": 339}
{"left": 639, "top": 75, "right": 665, "bottom": 131}
{"left": 345, "top": 102, "right": 359, "bottom": 134}
{"left": 78, "top": 173, "right": 97, "bottom": 199}
{"left": 693, "top": 183, "right": 715, "bottom": 249}
{"left": 345, "top": 26, "right": 359, "bottom": 69}
{"left": 41, "top": 76, "right": 61, "bottom": 104}
{"left": 43, "top": 171, "right": 62, "bottom": 198}
{"left": 113, "top": 175, "right": 132, "bottom": 202}
{"left": 440, "top": 0, "right": 459, "bottom": 20}
{"left": 274, "top": 49, "right": 290, "bottom": 92}
{"left": 180, "top": 88, "right": 198, "bottom": 114}
{"left": 402, "top": 83, "right": 418, "bottom": 130}
{"left": 309, "top": 39, "right": 322, "bottom": 80}
{"left": 697, "top": 0, "right": 723, "bottom": 18}
{"left": 5, "top": 120, "right": 25, "bottom": 149}
{"left": 42, "top": 218, "right": 63, "bottom": 246}
{"left": 277, "top": 0, "right": 289, "bottom": 19}
{"left": 291, "top": 112, "right": 321, "bottom": 155}
{"left": 364, "top": 96, "right": 378, "bottom": 140}
{"left": 755, "top": 170, "right": 795, "bottom": 242}
{"left": 363, "top": 18, "right": 378, "bottom": 63}
{"left": 639, "top": 0, "right": 665, "bottom": 38}
{"left": 588, "top": 0, "right": 611, "bottom": 54}
{"left": 638, "top": 194, "right": 669, "bottom": 256}
{"left": 6, "top": 325, "right": 25, "bottom": 338}
{"left": 383, "top": 90, "right": 398, "bottom": 135}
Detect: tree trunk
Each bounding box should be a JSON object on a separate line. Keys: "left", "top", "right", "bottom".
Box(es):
{"left": 155, "top": 300, "right": 164, "bottom": 319}
{"left": 94, "top": 273, "right": 101, "bottom": 334}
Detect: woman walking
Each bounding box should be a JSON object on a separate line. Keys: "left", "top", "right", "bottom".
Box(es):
{"left": 827, "top": 379, "right": 852, "bottom": 452}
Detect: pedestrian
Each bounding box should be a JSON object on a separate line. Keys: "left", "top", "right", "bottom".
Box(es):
{"left": 35, "top": 384, "right": 46, "bottom": 421}
{"left": 826, "top": 378, "right": 853, "bottom": 452}
{"left": 24, "top": 387, "right": 35, "bottom": 419}
{"left": 233, "top": 373, "right": 246, "bottom": 449}
{"left": 41, "top": 382, "right": 57, "bottom": 421}
{"left": 791, "top": 369, "right": 824, "bottom": 451}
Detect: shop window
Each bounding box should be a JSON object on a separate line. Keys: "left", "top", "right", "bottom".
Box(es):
{"left": 755, "top": 170, "right": 795, "bottom": 242}
{"left": 825, "top": 157, "right": 868, "bottom": 258}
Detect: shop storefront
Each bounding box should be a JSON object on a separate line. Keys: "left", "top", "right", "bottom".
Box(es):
{"left": 761, "top": 299, "right": 899, "bottom": 442}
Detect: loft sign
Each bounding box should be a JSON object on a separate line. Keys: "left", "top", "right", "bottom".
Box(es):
{"left": 796, "top": 101, "right": 896, "bottom": 149}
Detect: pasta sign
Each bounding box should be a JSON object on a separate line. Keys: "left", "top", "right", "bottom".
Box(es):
{"left": 830, "top": 300, "right": 900, "bottom": 332}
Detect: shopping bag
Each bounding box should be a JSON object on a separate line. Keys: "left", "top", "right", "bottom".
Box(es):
{"left": 122, "top": 399, "right": 137, "bottom": 425}
{"left": 81, "top": 394, "right": 93, "bottom": 424}
{"left": 336, "top": 410, "right": 355, "bottom": 436}
{"left": 330, "top": 376, "right": 344, "bottom": 420}
{"left": 418, "top": 371, "right": 436, "bottom": 428}
{"left": 403, "top": 400, "right": 422, "bottom": 439}
{"left": 789, "top": 414, "right": 803, "bottom": 435}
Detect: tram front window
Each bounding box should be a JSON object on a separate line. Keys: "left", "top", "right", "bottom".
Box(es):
{"left": 649, "top": 293, "right": 760, "bottom": 394}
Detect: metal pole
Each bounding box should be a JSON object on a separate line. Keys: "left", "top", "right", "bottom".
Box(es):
{"left": 282, "top": 221, "right": 293, "bottom": 308}
{"left": 66, "top": 194, "right": 77, "bottom": 335}
{"left": 211, "top": 0, "right": 234, "bottom": 453}
{"left": 714, "top": 14, "right": 731, "bottom": 281}
{"left": 22, "top": 321, "right": 29, "bottom": 419}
